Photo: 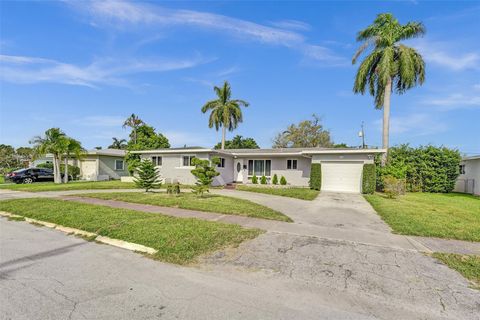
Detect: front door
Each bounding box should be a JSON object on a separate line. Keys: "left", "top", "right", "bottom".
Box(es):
{"left": 235, "top": 159, "right": 245, "bottom": 183}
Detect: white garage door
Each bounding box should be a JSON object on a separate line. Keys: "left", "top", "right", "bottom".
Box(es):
{"left": 321, "top": 161, "right": 363, "bottom": 193}
{"left": 80, "top": 160, "right": 97, "bottom": 180}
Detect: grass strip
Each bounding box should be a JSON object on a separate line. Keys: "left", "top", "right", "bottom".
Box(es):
{"left": 236, "top": 186, "right": 319, "bottom": 201}
{"left": 74, "top": 192, "right": 292, "bottom": 222}
{"left": 364, "top": 192, "right": 480, "bottom": 242}
{"left": 433, "top": 253, "right": 480, "bottom": 289}
{"left": 0, "top": 198, "right": 262, "bottom": 264}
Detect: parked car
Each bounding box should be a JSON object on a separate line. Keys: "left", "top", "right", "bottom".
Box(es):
{"left": 4, "top": 168, "right": 72, "bottom": 184}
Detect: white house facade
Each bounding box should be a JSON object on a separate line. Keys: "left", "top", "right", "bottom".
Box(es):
{"left": 455, "top": 155, "right": 480, "bottom": 196}
{"left": 132, "top": 147, "right": 385, "bottom": 193}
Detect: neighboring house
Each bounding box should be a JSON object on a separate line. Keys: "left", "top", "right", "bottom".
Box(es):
{"left": 31, "top": 149, "right": 128, "bottom": 181}
{"left": 79, "top": 149, "right": 128, "bottom": 181}
{"left": 132, "top": 147, "right": 385, "bottom": 193}
{"left": 455, "top": 155, "right": 479, "bottom": 196}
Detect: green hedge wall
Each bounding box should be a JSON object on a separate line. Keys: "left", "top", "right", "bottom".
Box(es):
{"left": 362, "top": 163, "right": 376, "bottom": 194}
{"left": 376, "top": 145, "right": 461, "bottom": 193}
{"left": 309, "top": 163, "right": 322, "bottom": 190}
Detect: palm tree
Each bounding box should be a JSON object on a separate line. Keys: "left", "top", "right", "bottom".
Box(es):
{"left": 62, "top": 138, "right": 85, "bottom": 183}
{"left": 109, "top": 137, "right": 127, "bottom": 149}
{"left": 201, "top": 81, "right": 249, "bottom": 150}
{"left": 30, "top": 128, "right": 66, "bottom": 184}
{"left": 123, "top": 114, "right": 144, "bottom": 144}
{"left": 352, "top": 13, "right": 426, "bottom": 165}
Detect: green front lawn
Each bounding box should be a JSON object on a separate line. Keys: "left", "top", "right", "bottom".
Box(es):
{"left": 364, "top": 193, "right": 480, "bottom": 242}
{"left": 433, "top": 253, "right": 480, "bottom": 289}
{"left": 236, "top": 185, "right": 319, "bottom": 201}
{"left": 0, "top": 180, "right": 136, "bottom": 192}
{"left": 0, "top": 198, "right": 262, "bottom": 264}
{"left": 75, "top": 192, "right": 292, "bottom": 222}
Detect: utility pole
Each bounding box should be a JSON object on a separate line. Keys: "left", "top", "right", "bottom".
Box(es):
{"left": 358, "top": 122, "right": 366, "bottom": 149}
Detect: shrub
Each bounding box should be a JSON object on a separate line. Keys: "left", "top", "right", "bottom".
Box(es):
{"left": 190, "top": 157, "right": 220, "bottom": 197}
{"left": 362, "top": 163, "right": 376, "bottom": 194}
{"left": 251, "top": 175, "right": 258, "bottom": 184}
{"left": 376, "top": 145, "right": 461, "bottom": 193}
{"left": 134, "top": 160, "right": 162, "bottom": 192}
{"left": 272, "top": 174, "right": 278, "bottom": 185}
{"left": 260, "top": 175, "right": 267, "bottom": 184}
{"left": 309, "top": 163, "right": 321, "bottom": 190}
{"left": 37, "top": 162, "right": 80, "bottom": 180}
{"left": 166, "top": 182, "right": 181, "bottom": 195}
{"left": 383, "top": 175, "right": 406, "bottom": 199}
{"left": 280, "top": 176, "right": 287, "bottom": 185}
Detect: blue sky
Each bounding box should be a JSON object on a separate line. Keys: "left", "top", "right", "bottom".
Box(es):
{"left": 1, "top": 1, "right": 479, "bottom": 155}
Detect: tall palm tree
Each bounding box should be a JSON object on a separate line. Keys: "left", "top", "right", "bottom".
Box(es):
{"left": 109, "top": 137, "right": 127, "bottom": 149}
{"left": 201, "top": 81, "right": 249, "bottom": 150}
{"left": 62, "top": 138, "right": 85, "bottom": 183}
{"left": 30, "top": 128, "right": 66, "bottom": 184}
{"left": 123, "top": 114, "right": 144, "bottom": 144}
{"left": 352, "top": 13, "right": 426, "bottom": 165}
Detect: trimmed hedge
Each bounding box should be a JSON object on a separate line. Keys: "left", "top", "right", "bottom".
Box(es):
{"left": 362, "top": 163, "right": 376, "bottom": 194}
{"left": 376, "top": 145, "right": 461, "bottom": 193}
{"left": 309, "top": 163, "right": 322, "bottom": 190}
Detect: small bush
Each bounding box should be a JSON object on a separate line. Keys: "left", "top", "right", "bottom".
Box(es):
{"left": 383, "top": 175, "right": 406, "bottom": 199}
{"left": 190, "top": 157, "right": 220, "bottom": 197}
{"left": 166, "top": 182, "right": 181, "bottom": 195}
{"left": 251, "top": 175, "right": 258, "bottom": 184}
{"left": 280, "top": 176, "right": 287, "bottom": 185}
{"left": 272, "top": 174, "right": 278, "bottom": 185}
{"left": 260, "top": 175, "right": 267, "bottom": 184}
{"left": 362, "top": 163, "right": 376, "bottom": 194}
{"left": 309, "top": 163, "right": 321, "bottom": 190}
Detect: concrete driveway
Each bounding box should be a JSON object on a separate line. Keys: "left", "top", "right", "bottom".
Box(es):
{"left": 216, "top": 190, "right": 390, "bottom": 232}
{"left": 2, "top": 219, "right": 478, "bottom": 320}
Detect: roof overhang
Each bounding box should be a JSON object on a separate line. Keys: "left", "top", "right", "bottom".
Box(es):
{"left": 301, "top": 148, "right": 386, "bottom": 155}
{"left": 131, "top": 149, "right": 214, "bottom": 154}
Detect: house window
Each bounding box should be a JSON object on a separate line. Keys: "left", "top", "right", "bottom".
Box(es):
{"left": 151, "top": 156, "right": 162, "bottom": 166}
{"left": 459, "top": 164, "right": 466, "bottom": 174}
{"left": 248, "top": 160, "right": 271, "bottom": 176}
{"left": 217, "top": 158, "right": 226, "bottom": 168}
{"left": 183, "top": 155, "right": 195, "bottom": 167}
{"left": 115, "top": 160, "right": 124, "bottom": 171}
{"left": 287, "top": 159, "right": 297, "bottom": 170}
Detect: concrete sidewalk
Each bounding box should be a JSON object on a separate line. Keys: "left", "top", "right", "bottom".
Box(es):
{"left": 59, "top": 195, "right": 429, "bottom": 252}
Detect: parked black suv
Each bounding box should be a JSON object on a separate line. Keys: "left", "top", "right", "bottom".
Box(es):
{"left": 5, "top": 168, "right": 70, "bottom": 184}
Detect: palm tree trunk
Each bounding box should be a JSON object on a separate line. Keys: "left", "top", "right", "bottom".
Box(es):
{"left": 221, "top": 125, "right": 226, "bottom": 150}
{"left": 134, "top": 128, "right": 137, "bottom": 144}
{"left": 63, "top": 156, "right": 69, "bottom": 183}
{"left": 53, "top": 155, "right": 62, "bottom": 184}
{"left": 381, "top": 77, "right": 392, "bottom": 167}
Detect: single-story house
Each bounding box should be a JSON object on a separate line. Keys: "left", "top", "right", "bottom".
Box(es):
{"left": 454, "top": 155, "right": 479, "bottom": 196}
{"left": 79, "top": 149, "right": 128, "bottom": 181}
{"left": 132, "top": 147, "right": 385, "bottom": 193}
{"left": 32, "top": 149, "right": 128, "bottom": 181}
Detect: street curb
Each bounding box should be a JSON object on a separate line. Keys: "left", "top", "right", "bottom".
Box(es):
{"left": 0, "top": 211, "right": 158, "bottom": 255}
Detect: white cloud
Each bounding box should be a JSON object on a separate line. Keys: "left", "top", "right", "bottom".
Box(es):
{"left": 163, "top": 130, "right": 215, "bottom": 148}
{"left": 269, "top": 19, "right": 311, "bottom": 31}
{"left": 425, "top": 93, "right": 480, "bottom": 110}
{"left": 69, "top": 0, "right": 344, "bottom": 64}
{"left": 0, "top": 54, "right": 208, "bottom": 87}
{"left": 414, "top": 40, "right": 480, "bottom": 71}
{"left": 474, "top": 84, "right": 480, "bottom": 91}
{"left": 375, "top": 114, "right": 447, "bottom": 136}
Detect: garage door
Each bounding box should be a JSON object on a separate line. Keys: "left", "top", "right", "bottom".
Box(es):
{"left": 321, "top": 161, "right": 363, "bottom": 193}
{"left": 80, "top": 160, "right": 97, "bottom": 180}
